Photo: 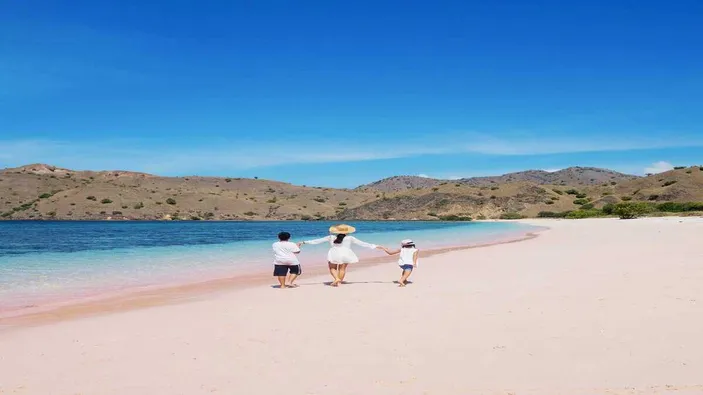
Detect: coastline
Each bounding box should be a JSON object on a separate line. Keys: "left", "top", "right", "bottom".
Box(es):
{"left": 0, "top": 228, "right": 544, "bottom": 329}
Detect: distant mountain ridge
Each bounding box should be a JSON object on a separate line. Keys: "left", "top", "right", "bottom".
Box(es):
{"left": 1, "top": 163, "right": 701, "bottom": 221}
{"left": 360, "top": 167, "right": 640, "bottom": 192}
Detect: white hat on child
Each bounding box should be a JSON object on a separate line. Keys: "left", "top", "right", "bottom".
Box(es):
{"left": 401, "top": 239, "right": 414, "bottom": 245}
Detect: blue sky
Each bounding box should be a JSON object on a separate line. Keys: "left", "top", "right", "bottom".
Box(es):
{"left": 1, "top": 0, "right": 702, "bottom": 187}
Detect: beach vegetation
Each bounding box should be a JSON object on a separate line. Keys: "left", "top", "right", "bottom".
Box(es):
{"left": 490, "top": 186, "right": 499, "bottom": 190}
{"left": 620, "top": 196, "right": 632, "bottom": 201}
{"left": 155, "top": 201, "right": 163, "bottom": 205}
{"left": 662, "top": 180, "right": 677, "bottom": 187}
{"left": 580, "top": 203, "right": 595, "bottom": 210}
{"left": 86, "top": 196, "right": 96, "bottom": 201}
{"left": 300, "top": 215, "right": 312, "bottom": 221}
{"left": 575, "top": 193, "right": 588, "bottom": 199}
{"left": 39, "top": 193, "right": 52, "bottom": 199}
{"left": 573, "top": 198, "right": 588, "bottom": 205}
{"left": 243, "top": 211, "right": 257, "bottom": 216}
{"left": 610, "top": 181, "right": 617, "bottom": 185}
{"left": 267, "top": 198, "right": 277, "bottom": 203}
{"left": 565, "top": 209, "right": 601, "bottom": 219}
{"left": 338, "top": 202, "right": 347, "bottom": 206}
{"left": 477, "top": 214, "right": 487, "bottom": 220}
{"left": 225, "top": 178, "right": 232, "bottom": 182}
{"left": 499, "top": 212, "right": 525, "bottom": 220}
{"left": 133, "top": 202, "right": 144, "bottom": 209}
{"left": 438, "top": 214, "right": 472, "bottom": 221}
{"left": 190, "top": 216, "right": 201, "bottom": 220}
{"left": 565, "top": 189, "right": 579, "bottom": 195}
{"left": 112, "top": 211, "right": 122, "bottom": 215}
{"left": 674, "top": 166, "right": 686, "bottom": 170}
{"left": 537, "top": 211, "right": 571, "bottom": 218}
{"left": 545, "top": 200, "right": 554, "bottom": 205}
{"left": 427, "top": 212, "right": 438, "bottom": 217}
{"left": 655, "top": 202, "right": 703, "bottom": 212}
{"left": 166, "top": 198, "right": 177, "bottom": 205}
{"left": 552, "top": 189, "right": 564, "bottom": 195}
{"left": 612, "top": 202, "right": 653, "bottom": 219}
{"left": 101, "top": 199, "right": 112, "bottom": 204}
{"left": 313, "top": 197, "right": 326, "bottom": 203}
{"left": 648, "top": 194, "right": 659, "bottom": 201}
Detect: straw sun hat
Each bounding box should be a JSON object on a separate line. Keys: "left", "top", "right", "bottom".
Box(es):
{"left": 329, "top": 224, "right": 356, "bottom": 234}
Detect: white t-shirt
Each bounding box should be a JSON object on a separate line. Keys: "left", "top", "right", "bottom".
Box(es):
{"left": 398, "top": 247, "right": 419, "bottom": 267}
{"left": 272, "top": 241, "right": 301, "bottom": 265}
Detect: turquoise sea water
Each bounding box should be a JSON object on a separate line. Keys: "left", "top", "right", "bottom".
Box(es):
{"left": 0, "top": 221, "right": 538, "bottom": 312}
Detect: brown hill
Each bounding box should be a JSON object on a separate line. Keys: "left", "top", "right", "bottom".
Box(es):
{"left": 340, "top": 166, "right": 703, "bottom": 220}
{"left": 362, "top": 167, "right": 639, "bottom": 192}
{"left": 1, "top": 164, "right": 701, "bottom": 220}
{"left": 0, "top": 164, "right": 376, "bottom": 221}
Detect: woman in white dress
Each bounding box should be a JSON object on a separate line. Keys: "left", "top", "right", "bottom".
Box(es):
{"left": 299, "top": 224, "right": 383, "bottom": 286}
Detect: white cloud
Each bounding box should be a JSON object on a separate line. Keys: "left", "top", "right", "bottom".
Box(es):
{"left": 2, "top": 133, "right": 703, "bottom": 175}
{"left": 417, "top": 174, "right": 430, "bottom": 178}
{"left": 644, "top": 161, "right": 674, "bottom": 174}
{"left": 542, "top": 168, "right": 562, "bottom": 173}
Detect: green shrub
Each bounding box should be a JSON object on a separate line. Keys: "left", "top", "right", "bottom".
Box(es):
{"left": 112, "top": 211, "right": 122, "bottom": 215}
{"left": 565, "top": 189, "right": 579, "bottom": 195}
{"left": 427, "top": 212, "right": 438, "bottom": 217}
{"left": 537, "top": 211, "right": 570, "bottom": 218}
{"left": 573, "top": 198, "right": 589, "bottom": 205}
{"left": 621, "top": 196, "right": 632, "bottom": 201}
{"left": 267, "top": 198, "right": 277, "bottom": 204}
{"left": 155, "top": 202, "right": 163, "bottom": 205}
{"left": 674, "top": 166, "right": 686, "bottom": 170}
{"left": 566, "top": 209, "right": 602, "bottom": 219}
{"left": 545, "top": 200, "right": 555, "bottom": 205}
{"left": 499, "top": 212, "right": 525, "bottom": 220}
{"left": 580, "top": 203, "right": 595, "bottom": 210}
{"left": 602, "top": 192, "right": 612, "bottom": 196}
{"left": 300, "top": 215, "right": 312, "bottom": 221}
{"left": 101, "top": 199, "right": 113, "bottom": 204}
{"left": 662, "top": 180, "right": 677, "bottom": 187}
{"left": 602, "top": 203, "right": 615, "bottom": 215}
{"left": 490, "top": 186, "right": 499, "bottom": 191}
{"left": 243, "top": 211, "right": 257, "bottom": 216}
{"left": 438, "top": 214, "right": 472, "bottom": 221}
{"left": 86, "top": 196, "right": 97, "bottom": 201}
{"left": 134, "top": 202, "right": 144, "bottom": 209}
{"left": 552, "top": 189, "right": 564, "bottom": 195}
{"left": 39, "top": 193, "right": 52, "bottom": 199}
{"left": 612, "top": 202, "right": 653, "bottom": 219}
{"left": 225, "top": 178, "right": 232, "bottom": 182}
{"left": 575, "top": 193, "right": 587, "bottom": 199}
{"left": 648, "top": 195, "right": 659, "bottom": 201}
{"left": 47, "top": 211, "right": 56, "bottom": 217}
{"left": 338, "top": 202, "right": 347, "bottom": 206}
{"left": 166, "top": 198, "right": 177, "bottom": 205}
{"left": 550, "top": 196, "right": 559, "bottom": 201}
{"left": 190, "top": 216, "right": 201, "bottom": 220}
{"left": 610, "top": 181, "right": 617, "bottom": 185}
{"left": 656, "top": 202, "right": 703, "bottom": 212}
{"left": 686, "top": 170, "right": 692, "bottom": 174}
{"left": 432, "top": 187, "right": 439, "bottom": 192}
{"left": 313, "top": 197, "right": 326, "bottom": 203}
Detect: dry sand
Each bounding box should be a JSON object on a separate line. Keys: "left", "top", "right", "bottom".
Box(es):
{"left": 1, "top": 217, "right": 702, "bottom": 394}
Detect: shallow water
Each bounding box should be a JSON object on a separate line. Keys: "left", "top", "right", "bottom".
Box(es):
{"left": 0, "top": 220, "right": 538, "bottom": 311}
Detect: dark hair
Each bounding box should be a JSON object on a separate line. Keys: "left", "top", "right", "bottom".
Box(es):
{"left": 278, "top": 231, "right": 291, "bottom": 241}
{"left": 333, "top": 234, "right": 346, "bottom": 244}
{"left": 402, "top": 243, "right": 416, "bottom": 248}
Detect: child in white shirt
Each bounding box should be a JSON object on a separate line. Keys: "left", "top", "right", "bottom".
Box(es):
{"left": 381, "top": 239, "right": 419, "bottom": 287}
{"left": 272, "top": 231, "right": 301, "bottom": 288}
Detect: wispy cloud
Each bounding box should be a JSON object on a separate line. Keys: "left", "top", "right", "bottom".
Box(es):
{"left": 2, "top": 134, "right": 703, "bottom": 175}
{"left": 644, "top": 161, "right": 674, "bottom": 174}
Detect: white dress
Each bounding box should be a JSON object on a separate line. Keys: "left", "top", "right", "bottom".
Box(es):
{"left": 303, "top": 235, "right": 377, "bottom": 264}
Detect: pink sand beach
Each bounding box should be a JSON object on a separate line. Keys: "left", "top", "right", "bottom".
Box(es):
{"left": 1, "top": 217, "right": 702, "bottom": 394}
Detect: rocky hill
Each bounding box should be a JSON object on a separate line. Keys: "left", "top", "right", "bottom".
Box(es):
{"left": 341, "top": 166, "right": 703, "bottom": 220}
{"left": 1, "top": 164, "right": 701, "bottom": 220}
{"left": 0, "top": 164, "right": 376, "bottom": 221}
{"left": 362, "top": 167, "right": 640, "bottom": 192}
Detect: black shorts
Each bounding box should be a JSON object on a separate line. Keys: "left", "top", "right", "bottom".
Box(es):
{"left": 273, "top": 264, "right": 302, "bottom": 277}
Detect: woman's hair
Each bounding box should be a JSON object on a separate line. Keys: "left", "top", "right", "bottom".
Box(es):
{"left": 333, "top": 234, "right": 346, "bottom": 244}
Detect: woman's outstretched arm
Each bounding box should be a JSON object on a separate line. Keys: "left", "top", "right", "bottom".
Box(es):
{"left": 349, "top": 236, "right": 378, "bottom": 249}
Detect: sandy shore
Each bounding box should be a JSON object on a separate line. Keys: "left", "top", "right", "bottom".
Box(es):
{"left": 1, "top": 217, "right": 702, "bottom": 394}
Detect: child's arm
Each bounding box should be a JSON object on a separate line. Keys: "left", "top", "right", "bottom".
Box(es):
{"left": 382, "top": 247, "right": 401, "bottom": 255}
{"left": 413, "top": 250, "right": 419, "bottom": 266}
